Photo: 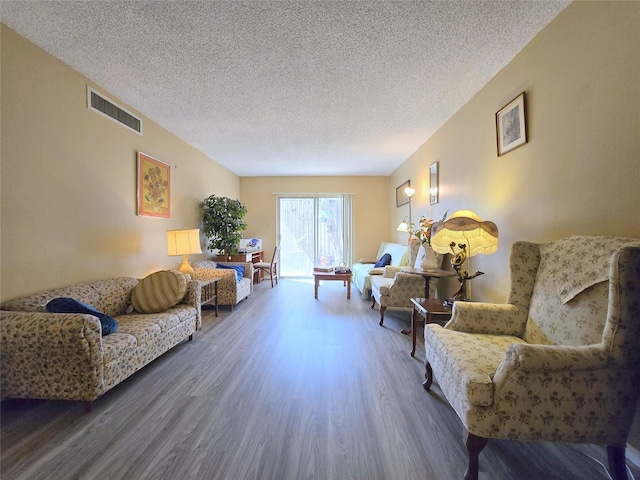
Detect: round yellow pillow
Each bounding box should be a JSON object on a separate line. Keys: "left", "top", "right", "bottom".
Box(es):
{"left": 131, "top": 270, "right": 187, "bottom": 314}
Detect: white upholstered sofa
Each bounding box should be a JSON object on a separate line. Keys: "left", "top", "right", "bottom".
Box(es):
{"left": 423, "top": 235, "right": 640, "bottom": 480}
{"left": 351, "top": 242, "right": 410, "bottom": 299}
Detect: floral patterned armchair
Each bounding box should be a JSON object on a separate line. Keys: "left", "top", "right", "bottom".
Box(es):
{"left": 370, "top": 266, "right": 427, "bottom": 325}
{"left": 371, "top": 244, "right": 444, "bottom": 325}
{"left": 423, "top": 236, "right": 640, "bottom": 480}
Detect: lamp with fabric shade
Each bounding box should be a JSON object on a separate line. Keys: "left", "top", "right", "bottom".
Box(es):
{"left": 167, "top": 229, "right": 202, "bottom": 277}
{"left": 430, "top": 210, "right": 498, "bottom": 305}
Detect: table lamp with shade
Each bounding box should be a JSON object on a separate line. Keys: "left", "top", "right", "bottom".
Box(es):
{"left": 430, "top": 210, "right": 498, "bottom": 306}
{"left": 167, "top": 229, "right": 202, "bottom": 277}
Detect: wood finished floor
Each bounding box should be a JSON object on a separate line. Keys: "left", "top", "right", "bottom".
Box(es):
{"left": 2, "top": 278, "right": 639, "bottom": 480}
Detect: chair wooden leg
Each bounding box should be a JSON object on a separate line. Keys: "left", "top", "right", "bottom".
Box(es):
{"left": 607, "top": 445, "right": 628, "bottom": 480}
{"left": 371, "top": 298, "right": 376, "bottom": 309}
{"left": 379, "top": 306, "right": 386, "bottom": 326}
{"left": 270, "top": 271, "right": 274, "bottom": 288}
{"left": 423, "top": 362, "right": 433, "bottom": 390}
{"left": 464, "top": 432, "right": 488, "bottom": 480}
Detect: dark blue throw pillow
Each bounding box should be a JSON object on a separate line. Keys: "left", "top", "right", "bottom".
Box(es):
{"left": 374, "top": 253, "right": 392, "bottom": 268}
{"left": 217, "top": 263, "right": 245, "bottom": 282}
{"left": 46, "top": 297, "right": 118, "bottom": 336}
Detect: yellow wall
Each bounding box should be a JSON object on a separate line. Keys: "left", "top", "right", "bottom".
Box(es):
{"left": 0, "top": 25, "right": 239, "bottom": 300}
{"left": 240, "top": 176, "right": 389, "bottom": 263}
{"left": 2, "top": 2, "right": 638, "bottom": 305}
{"left": 390, "top": 1, "right": 640, "bottom": 302}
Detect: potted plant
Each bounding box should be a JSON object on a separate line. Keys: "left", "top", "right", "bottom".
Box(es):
{"left": 200, "top": 195, "right": 248, "bottom": 259}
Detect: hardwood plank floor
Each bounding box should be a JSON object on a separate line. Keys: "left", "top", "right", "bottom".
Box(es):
{"left": 2, "top": 278, "right": 639, "bottom": 480}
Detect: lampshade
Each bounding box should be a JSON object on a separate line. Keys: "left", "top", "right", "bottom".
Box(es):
{"left": 167, "top": 229, "right": 202, "bottom": 256}
{"left": 430, "top": 210, "right": 498, "bottom": 256}
{"left": 397, "top": 218, "right": 409, "bottom": 232}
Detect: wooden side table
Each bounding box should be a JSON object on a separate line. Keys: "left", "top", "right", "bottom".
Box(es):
{"left": 401, "top": 268, "right": 456, "bottom": 298}
{"left": 407, "top": 298, "right": 452, "bottom": 357}
{"left": 199, "top": 278, "right": 220, "bottom": 317}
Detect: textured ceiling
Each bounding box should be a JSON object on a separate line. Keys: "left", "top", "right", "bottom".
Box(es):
{"left": 1, "top": 1, "right": 569, "bottom": 176}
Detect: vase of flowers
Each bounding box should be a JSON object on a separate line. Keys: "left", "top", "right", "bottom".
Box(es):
{"left": 415, "top": 216, "right": 434, "bottom": 245}
{"left": 413, "top": 212, "right": 448, "bottom": 270}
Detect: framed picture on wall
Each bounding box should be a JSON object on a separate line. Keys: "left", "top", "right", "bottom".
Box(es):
{"left": 396, "top": 180, "right": 411, "bottom": 207}
{"left": 137, "top": 152, "right": 170, "bottom": 218}
{"left": 496, "top": 92, "right": 527, "bottom": 156}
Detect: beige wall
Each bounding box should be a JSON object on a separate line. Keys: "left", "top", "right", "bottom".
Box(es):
{"left": 240, "top": 176, "right": 389, "bottom": 263}
{"left": 390, "top": 1, "right": 640, "bottom": 303}
{"left": 0, "top": 25, "right": 238, "bottom": 301}
{"left": 2, "top": 0, "right": 639, "bottom": 450}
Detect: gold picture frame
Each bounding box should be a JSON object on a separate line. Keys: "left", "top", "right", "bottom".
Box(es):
{"left": 496, "top": 92, "right": 527, "bottom": 156}
{"left": 137, "top": 152, "right": 170, "bottom": 218}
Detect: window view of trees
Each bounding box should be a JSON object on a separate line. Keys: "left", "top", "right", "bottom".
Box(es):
{"left": 278, "top": 197, "right": 345, "bottom": 276}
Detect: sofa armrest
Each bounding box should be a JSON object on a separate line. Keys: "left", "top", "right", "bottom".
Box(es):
{"left": 447, "top": 301, "right": 527, "bottom": 337}
{"left": 217, "top": 261, "right": 254, "bottom": 294}
{"left": 494, "top": 343, "right": 609, "bottom": 381}
{"left": 217, "top": 261, "right": 254, "bottom": 279}
{"left": 383, "top": 266, "right": 404, "bottom": 278}
{"left": 0, "top": 310, "right": 103, "bottom": 401}
{"left": 357, "top": 258, "right": 377, "bottom": 264}
{"left": 179, "top": 280, "right": 201, "bottom": 330}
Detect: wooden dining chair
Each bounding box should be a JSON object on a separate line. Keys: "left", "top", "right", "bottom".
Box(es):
{"left": 254, "top": 245, "right": 280, "bottom": 287}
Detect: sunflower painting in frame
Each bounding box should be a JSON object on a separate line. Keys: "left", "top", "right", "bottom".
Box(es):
{"left": 137, "top": 152, "right": 170, "bottom": 218}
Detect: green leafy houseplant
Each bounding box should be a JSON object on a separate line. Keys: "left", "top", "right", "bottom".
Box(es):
{"left": 200, "top": 195, "right": 248, "bottom": 258}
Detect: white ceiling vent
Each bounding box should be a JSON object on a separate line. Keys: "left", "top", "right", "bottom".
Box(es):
{"left": 87, "top": 86, "right": 142, "bottom": 135}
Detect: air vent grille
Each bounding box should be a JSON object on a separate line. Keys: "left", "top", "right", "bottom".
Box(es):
{"left": 87, "top": 87, "right": 142, "bottom": 135}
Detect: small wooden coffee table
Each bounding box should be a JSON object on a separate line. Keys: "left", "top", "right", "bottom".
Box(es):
{"left": 407, "top": 298, "right": 452, "bottom": 357}
{"left": 313, "top": 271, "right": 352, "bottom": 299}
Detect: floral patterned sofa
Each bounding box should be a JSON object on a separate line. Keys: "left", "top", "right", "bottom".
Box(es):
{"left": 0, "top": 275, "right": 200, "bottom": 408}
{"left": 192, "top": 260, "right": 253, "bottom": 309}
{"left": 422, "top": 236, "right": 640, "bottom": 480}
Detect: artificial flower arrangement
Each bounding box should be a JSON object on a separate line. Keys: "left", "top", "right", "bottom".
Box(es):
{"left": 415, "top": 216, "right": 434, "bottom": 245}
{"left": 415, "top": 211, "right": 448, "bottom": 245}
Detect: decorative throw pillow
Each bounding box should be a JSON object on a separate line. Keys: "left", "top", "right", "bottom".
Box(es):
{"left": 358, "top": 258, "right": 378, "bottom": 264}
{"left": 46, "top": 297, "right": 118, "bottom": 336}
{"left": 216, "top": 263, "right": 245, "bottom": 282}
{"left": 374, "top": 253, "right": 392, "bottom": 268}
{"left": 131, "top": 270, "right": 187, "bottom": 314}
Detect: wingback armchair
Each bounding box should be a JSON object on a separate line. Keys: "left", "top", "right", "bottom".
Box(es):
{"left": 370, "top": 266, "right": 433, "bottom": 325}
{"left": 423, "top": 236, "right": 640, "bottom": 480}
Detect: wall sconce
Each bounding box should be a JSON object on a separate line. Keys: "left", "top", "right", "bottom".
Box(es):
{"left": 167, "top": 228, "right": 202, "bottom": 277}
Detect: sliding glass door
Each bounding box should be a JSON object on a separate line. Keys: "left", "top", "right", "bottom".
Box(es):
{"left": 277, "top": 195, "right": 352, "bottom": 277}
